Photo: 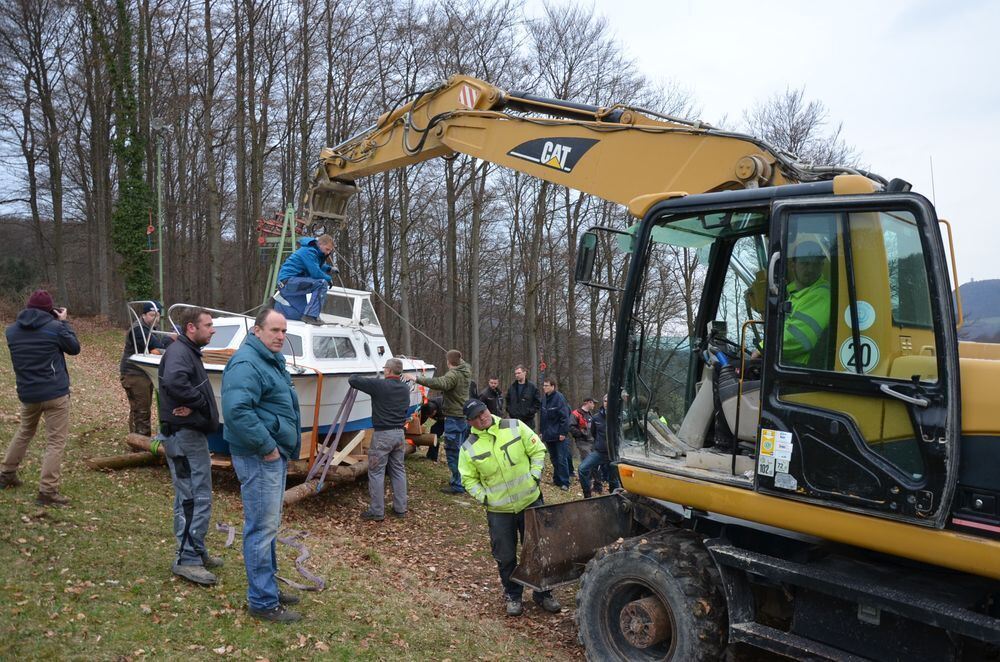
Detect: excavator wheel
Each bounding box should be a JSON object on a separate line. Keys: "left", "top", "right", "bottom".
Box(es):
{"left": 575, "top": 528, "right": 727, "bottom": 661}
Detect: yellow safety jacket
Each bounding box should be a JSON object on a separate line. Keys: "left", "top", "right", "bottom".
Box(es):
{"left": 782, "top": 277, "right": 830, "bottom": 366}
{"left": 458, "top": 416, "right": 546, "bottom": 513}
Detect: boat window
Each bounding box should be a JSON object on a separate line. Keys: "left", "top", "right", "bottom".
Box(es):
{"left": 359, "top": 299, "right": 380, "bottom": 327}
{"left": 313, "top": 335, "right": 358, "bottom": 359}
{"left": 206, "top": 325, "right": 241, "bottom": 349}
{"left": 323, "top": 294, "right": 354, "bottom": 319}
{"left": 281, "top": 333, "right": 303, "bottom": 357}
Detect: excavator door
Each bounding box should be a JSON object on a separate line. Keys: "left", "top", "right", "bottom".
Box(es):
{"left": 756, "top": 194, "right": 960, "bottom": 527}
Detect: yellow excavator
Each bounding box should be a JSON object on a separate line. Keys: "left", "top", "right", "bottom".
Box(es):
{"left": 306, "top": 75, "right": 1000, "bottom": 660}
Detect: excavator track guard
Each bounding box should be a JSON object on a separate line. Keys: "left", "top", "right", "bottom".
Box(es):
{"left": 512, "top": 493, "right": 635, "bottom": 592}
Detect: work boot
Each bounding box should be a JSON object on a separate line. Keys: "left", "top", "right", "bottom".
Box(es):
{"left": 202, "top": 554, "right": 224, "bottom": 569}
{"left": 171, "top": 563, "right": 217, "bottom": 586}
{"left": 35, "top": 491, "right": 69, "bottom": 507}
{"left": 505, "top": 599, "right": 523, "bottom": 617}
{"left": 278, "top": 590, "right": 300, "bottom": 606}
{"left": 390, "top": 509, "right": 407, "bottom": 518}
{"left": 360, "top": 510, "right": 384, "bottom": 522}
{"left": 0, "top": 472, "right": 22, "bottom": 489}
{"left": 249, "top": 604, "right": 302, "bottom": 623}
{"left": 301, "top": 315, "right": 323, "bottom": 326}
{"left": 535, "top": 595, "right": 562, "bottom": 613}
{"left": 439, "top": 486, "right": 464, "bottom": 495}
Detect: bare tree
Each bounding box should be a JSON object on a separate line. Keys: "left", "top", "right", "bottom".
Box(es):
{"left": 743, "top": 86, "right": 859, "bottom": 166}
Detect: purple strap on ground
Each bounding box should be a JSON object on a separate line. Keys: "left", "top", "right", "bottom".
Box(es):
{"left": 305, "top": 387, "right": 359, "bottom": 489}
{"left": 216, "top": 522, "right": 236, "bottom": 548}
{"left": 277, "top": 529, "right": 325, "bottom": 591}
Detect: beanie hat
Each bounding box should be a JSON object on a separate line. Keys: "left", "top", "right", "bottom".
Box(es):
{"left": 26, "top": 289, "right": 54, "bottom": 313}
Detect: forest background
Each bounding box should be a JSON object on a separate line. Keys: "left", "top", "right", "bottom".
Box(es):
{"left": 0, "top": 0, "right": 856, "bottom": 405}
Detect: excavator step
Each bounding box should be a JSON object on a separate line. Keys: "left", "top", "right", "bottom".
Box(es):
{"left": 707, "top": 541, "right": 1000, "bottom": 646}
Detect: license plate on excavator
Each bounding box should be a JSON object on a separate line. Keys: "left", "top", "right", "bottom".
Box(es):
{"left": 512, "top": 493, "right": 634, "bottom": 592}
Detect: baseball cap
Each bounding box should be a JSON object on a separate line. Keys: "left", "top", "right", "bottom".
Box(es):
{"left": 142, "top": 300, "right": 163, "bottom": 314}
{"left": 583, "top": 397, "right": 596, "bottom": 404}
{"left": 463, "top": 398, "right": 488, "bottom": 420}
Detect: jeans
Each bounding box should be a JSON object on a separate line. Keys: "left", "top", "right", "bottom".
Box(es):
{"left": 485, "top": 496, "right": 551, "bottom": 603}
{"left": 544, "top": 439, "right": 571, "bottom": 487}
{"left": 578, "top": 451, "right": 620, "bottom": 498}
{"left": 367, "top": 429, "right": 407, "bottom": 516}
{"left": 231, "top": 453, "right": 288, "bottom": 611}
{"left": 443, "top": 417, "right": 467, "bottom": 492}
{"left": 162, "top": 428, "right": 213, "bottom": 565}
{"left": 275, "top": 276, "right": 328, "bottom": 320}
{"left": 2, "top": 394, "right": 70, "bottom": 494}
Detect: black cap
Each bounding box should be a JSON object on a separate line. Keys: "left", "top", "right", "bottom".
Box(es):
{"left": 142, "top": 300, "right": 163, "bottom": 314}
{"left": 463, "top": 398, "right": 488, "bottom": 420}
{"left": 583, "top": 397, "right": 596, "bottom": 404}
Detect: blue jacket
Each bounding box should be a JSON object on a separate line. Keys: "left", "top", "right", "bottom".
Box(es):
{"left": 221, "top": 335, "right": 301, "bottom": 460}
{"left": 539, "top": 389, "right": 570, "bottom": 442}
{"left": 277, "top": 237, "right": 333, "bottom": 283}
{"left": 592, "top": 407, "right": 609, "bottom": 455}
{"left": 5, "top": 308, "right": 80, "bottom": 403}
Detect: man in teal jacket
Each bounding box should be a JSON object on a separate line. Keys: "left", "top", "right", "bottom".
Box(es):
{"left": 222, "top": 308, "right": 302, "bottom": 623}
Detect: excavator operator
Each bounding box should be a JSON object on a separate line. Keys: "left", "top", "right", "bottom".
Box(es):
{"left": 781, "top": 240, "right": 831, "bottom": 367}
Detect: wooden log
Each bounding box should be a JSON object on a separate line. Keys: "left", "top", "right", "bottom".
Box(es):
{"left": 405, "top": 433, "right": 437, "bottom": 447}
{"left": 86, "top": 451, "right": 165, "bottom": 471}
{"left": 283, "top": 439, "right": 417, "bottom": 506}
{"left": 126, "top": 433, "right": 165, "bottom": 456}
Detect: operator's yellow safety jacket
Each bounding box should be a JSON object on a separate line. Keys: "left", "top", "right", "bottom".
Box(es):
{"left": 782, "top": 276, "right": 831, "bottom": 366}
{"left": 458, "top": 415, "right": 546, "bottom": 513}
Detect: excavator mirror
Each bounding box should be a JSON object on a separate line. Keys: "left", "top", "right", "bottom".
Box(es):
{"left": 575, "top": 226, "right": 632, "bottom": 292}
{"left": 575, "top": 231, "right": 598, "bottom": 284}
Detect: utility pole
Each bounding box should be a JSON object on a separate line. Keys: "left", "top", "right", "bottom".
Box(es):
{"left": 151, "top": 118, "right": 168, "bottom": 302}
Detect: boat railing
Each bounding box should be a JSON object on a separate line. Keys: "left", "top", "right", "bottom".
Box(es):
{"left": 125, "top": 300, "right": 175, "bottom": 355}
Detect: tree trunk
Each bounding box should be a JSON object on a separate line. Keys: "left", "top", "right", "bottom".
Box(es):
{"left": 525, "top": 181, "right": 549, "bottom": 382}
{"left": 203, "top": 0, "right": 222, "bottom": 306}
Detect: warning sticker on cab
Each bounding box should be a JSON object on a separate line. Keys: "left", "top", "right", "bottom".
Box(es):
{"left": 757, "top": 455, "right": 775, "bottom": 477}
{"left": 760, "top": 429, "right": 793, "bottom": 460}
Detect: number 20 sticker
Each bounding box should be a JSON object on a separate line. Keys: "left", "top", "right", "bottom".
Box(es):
{"left": 839, "top": 336, "right": 880, "bottom": 374}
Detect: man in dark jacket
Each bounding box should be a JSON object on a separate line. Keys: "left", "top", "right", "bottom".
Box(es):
{"left": 273, "top": 235, "right": 334, "bottom": 325}
{"left": 1, "top": 290, "right": 80, "bottom": 506}
{"left": 539, "top": 378, "right": 571, "bottom": 489}
{"left": 407, "top": 349, "right": 472, "bottom": 494}
{"left": 570, "top": 397, "right": 599, "bottom": 494}
{"left": 222, "top": 308, "right": 302, "bottom": 623}
{"left": 157, "top": 307, "right": 220, "bottom": 586}
{"left": 349, "top": 358, "right": 410, "bottom": 521}
{"left": 120, "top": 300, "right": 174, "bottom": 436}
{"left": 478, "top": 376, "right": 504, "bottom": 416}
{"left": 578, "top": 395, "right": 621, "bottom": 498}
{"left": 505, "top": 364, "right": 541, "bottom": 431}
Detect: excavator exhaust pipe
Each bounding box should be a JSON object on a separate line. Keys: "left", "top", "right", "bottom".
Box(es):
{"left": 304, "top": 170, "right": 359, "bottom": 233}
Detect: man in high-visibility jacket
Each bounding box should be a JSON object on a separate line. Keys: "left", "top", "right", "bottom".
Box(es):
{"left": 781, "top": 240, "right": 831, "bottom": 367}
{"left": 458, "top": 398, "right": 562, "bottom": 617}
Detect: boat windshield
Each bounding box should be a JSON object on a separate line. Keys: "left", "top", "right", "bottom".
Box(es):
{"left": 206, "top": 325, "right": 241, "bottom": 349}
{"left": 323, "top": 294, "right": 354, "bottom": 319}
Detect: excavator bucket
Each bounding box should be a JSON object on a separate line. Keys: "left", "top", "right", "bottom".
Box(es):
{"left": 303, "top": 172, "right": 359, "bottom": 234}
{"left": 512, "top": 493, "right": 634, "bottom": 592}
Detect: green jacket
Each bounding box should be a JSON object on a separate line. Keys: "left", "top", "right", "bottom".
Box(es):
{"left": 415, "top": 361, "right": 471, "bottom": 418}
{"left": 783, "top": 276, "right": 831, "bottom": 366}
{"left": 459, "top": 416, "right": 546, "bottom": 513}
{"left": 221, "top": 335, "right": 302, "bottom": 460}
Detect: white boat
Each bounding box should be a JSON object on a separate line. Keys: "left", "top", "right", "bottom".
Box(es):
{"left": 127, "top": 287, "right": 435, "bottom": 457}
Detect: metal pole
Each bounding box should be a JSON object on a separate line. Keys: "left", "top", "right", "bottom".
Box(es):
{"left": 156, "top": 130, "right": 165, "bottom": 302}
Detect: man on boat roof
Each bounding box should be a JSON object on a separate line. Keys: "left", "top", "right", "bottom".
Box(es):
{"left": 273, "top": 234, "right": 335, "bottom": 326}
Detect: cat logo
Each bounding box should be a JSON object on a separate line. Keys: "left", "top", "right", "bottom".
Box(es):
{"left": 507, "top": 137, "right": 598, "bottom": 173}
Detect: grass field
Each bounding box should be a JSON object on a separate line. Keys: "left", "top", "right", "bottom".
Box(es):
{"left": 0, "top": 317, "right": 584, "bottom": 660}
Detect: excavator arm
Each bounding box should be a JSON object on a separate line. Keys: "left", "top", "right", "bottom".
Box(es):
{"left": 306, "top": 74, "right": 878, "bottom": 228}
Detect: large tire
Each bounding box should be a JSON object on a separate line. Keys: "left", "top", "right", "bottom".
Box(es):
{"left": 576, "top": 529, "right": 727, "bottom": 661}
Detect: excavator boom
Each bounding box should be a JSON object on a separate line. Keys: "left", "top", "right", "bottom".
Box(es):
{"left": 306, "top": 74, "right": 875, "bottom": 228}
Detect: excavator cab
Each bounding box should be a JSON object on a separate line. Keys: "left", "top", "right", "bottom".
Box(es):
{"left": 604, "top": 185, "right": 960, "bottom": 527}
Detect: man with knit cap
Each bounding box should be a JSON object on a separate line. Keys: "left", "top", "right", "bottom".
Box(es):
{"left": 1, "top": 290, "right": 80, "bottom": 506}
